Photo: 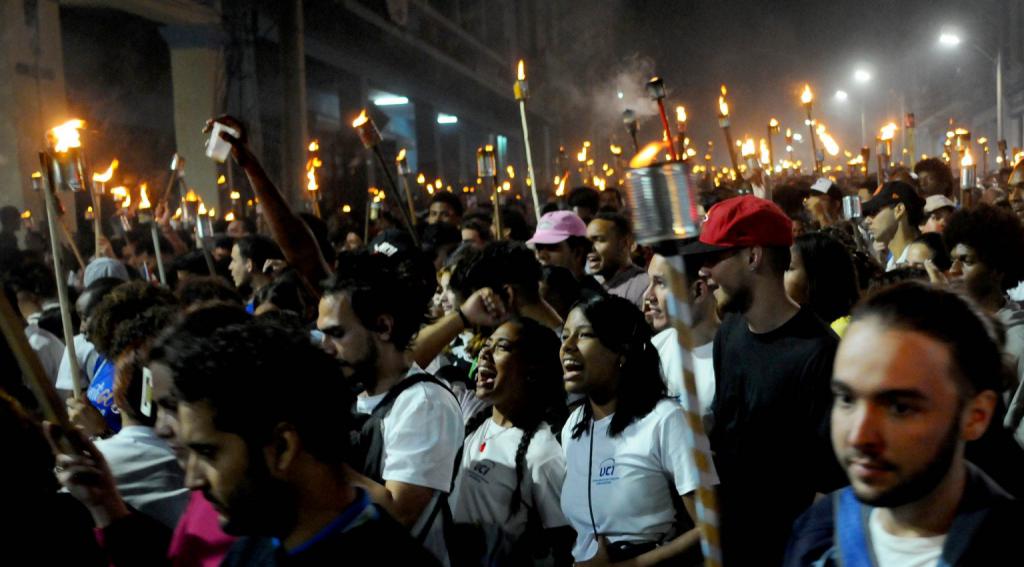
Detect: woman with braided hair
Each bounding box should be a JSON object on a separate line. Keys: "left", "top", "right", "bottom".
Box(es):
{"left": 449, "top": 317, "right": 574, "bottom": 566}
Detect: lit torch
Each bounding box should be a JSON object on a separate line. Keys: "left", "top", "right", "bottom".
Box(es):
{"left": 767, "top": 118, "right": 780, "bottom": 173}
{"left": 877, "top": 122, "right": 897, "bottom": 182}
{"left": 800, "top": 84, "right": 821, "bottom": 174}
{"left": 717, "top": 85, "right": 740, "bottom": 170}
{"left": 514, "top": 59, "right": 542, "bottom": 221}
{"left": 91, "top": 158, "right": 118, "bottom": 252}
{"left": 306, "top": 139, "right": 322, "bottom": 218}
{"left": 960, "top": 148, "right": 976, "bottom": 207}
{"left": 395, "top": 148, "right": 418, "bottom": 227}
{"left": 352, "top": 110, "right": 418, "bottom": 245}
{"left": 39, "top": 120, "right": 89, "bottom": 397}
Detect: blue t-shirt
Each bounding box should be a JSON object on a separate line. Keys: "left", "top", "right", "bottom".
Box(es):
{"left": 87, "top": 356, "right": 121, "bottom": 433}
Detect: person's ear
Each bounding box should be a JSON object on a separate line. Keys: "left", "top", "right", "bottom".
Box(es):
{"left": 893, "top": 202, "right": 907, "bottom": 221}
{"left": 962, "top": 390, "right": 997, "bottom": 442}
{"left": 748, "top": 246, "right": 763, "bottom": 271}
{"left": 691, "top": 278, "right": 709, "bottom": 301}
{"left": 265, "top": 423, "right": 302, "bottom": 478}
{"left": 245, "top": 259, "right": 254, "bottom": 274}
{"left": 374, "top": 314, "right": 394, "bottom": 342}
{"left": 503, "top": 284, "right": 517, "bottom": 310}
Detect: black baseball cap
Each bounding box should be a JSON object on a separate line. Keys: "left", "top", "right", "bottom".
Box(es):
{"left": 861, "top": 181, "right": 925, "bottom": 219}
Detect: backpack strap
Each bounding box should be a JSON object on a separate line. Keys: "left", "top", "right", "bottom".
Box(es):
{"left": 834, "top": 487, "right": 873, "bottom": 567}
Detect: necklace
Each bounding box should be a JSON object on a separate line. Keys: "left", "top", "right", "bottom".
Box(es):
{"left": 478, "top": 419, "right": 512, "bottom": 452}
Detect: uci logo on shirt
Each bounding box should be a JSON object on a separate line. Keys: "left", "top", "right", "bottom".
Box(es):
{"left": 594, "top": 458, "right": 618, "bottom": 485}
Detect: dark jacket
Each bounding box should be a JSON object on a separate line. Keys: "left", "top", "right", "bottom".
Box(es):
{"left": 784, "top": 463, "right": 1024, "bottom": 566}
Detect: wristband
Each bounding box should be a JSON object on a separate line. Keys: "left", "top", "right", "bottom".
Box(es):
{"left": 456, "top": 307, "right": 470, "bottom": 328}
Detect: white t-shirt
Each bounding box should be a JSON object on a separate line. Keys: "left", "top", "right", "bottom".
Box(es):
{"left": 450, "top": 419, "right": 568, "bottom": 539}
{"left": 560, "top": 398, "right": 716, "bottom": 561}
{"left": 868, "top": 509, "right": 945, "bottom": 567}
{"left": 56, "top": 334, "right": 100, "bottom": 394}
{"left": 25, "top": 324, "right": 65, "bottom": 386}
{"left": 653, "top": 329, "right": 716, "bottom": 433}
{"left": 355, "top": 375, "right": 464, "bottom": 566}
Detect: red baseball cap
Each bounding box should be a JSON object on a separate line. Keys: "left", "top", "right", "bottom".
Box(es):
{"left": 678, "top": 195, "right": 793, "bottom": 254}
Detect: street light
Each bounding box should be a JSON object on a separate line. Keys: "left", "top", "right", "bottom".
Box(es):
{"left": 938, "top": 27, "right": 1003, "bottom": 142}
{"left": 835, "top": 90, "right": 849, "bottom": 102}
{"left": 853, "top": 69, "right": 872, "bottom": 83}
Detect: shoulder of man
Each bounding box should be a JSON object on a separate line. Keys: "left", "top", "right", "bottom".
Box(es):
{"left": 783, "top": 492, "right": 838, "bottom": 567}
{"left": 335, "top": 504, "right": 442, "bottom": 565}
{"left": 220, "top": 536, "right": 276, "bottom": 567}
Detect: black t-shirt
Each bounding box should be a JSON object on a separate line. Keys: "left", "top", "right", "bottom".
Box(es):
{"left": 220, "top": 500, "right": 440, "bottom": 566}
{"left": 711, "top": 307, "right": 846, "bottom": 566}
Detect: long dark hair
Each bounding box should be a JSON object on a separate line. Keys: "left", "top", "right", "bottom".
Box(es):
{"left": 464, "top": 316, "right": 567, "bottom": 518}
{"left": 568, "top": 294, "right": 665, "bottom": 440}
{"left": 793, "top": 232, "right": 860, "bottom": 323}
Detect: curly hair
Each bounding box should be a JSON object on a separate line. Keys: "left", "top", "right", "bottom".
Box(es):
{"left": 89, "top": 282, "right": 178, "bottom": 357}
{"left": 943, "top": 204, "right": 1024, "bottom": 292}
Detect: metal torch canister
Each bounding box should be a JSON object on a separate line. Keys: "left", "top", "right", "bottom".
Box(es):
{"left": 842, "top": 195, "right": 862, "bottom": 220}
{"left": 355, "top": 117, "right": 383, "bottom": 149}
{"left": 476, "top": 146, "right": 497, "bottom": 178}
{"left": 624, "top": 161, "right": 701, "bottom": 245}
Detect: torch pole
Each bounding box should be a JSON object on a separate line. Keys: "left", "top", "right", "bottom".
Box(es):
{"left": 93, "top": 184, "right": 103, "bottom": 255}
{"left": 664, "top": 249, "right": 723, "bottom": 567}
{"left": 150, "top": 223, "right": 167, "bottom": 286}
{"left": 399, "top": 174, "right": 417, "bottom": 228}
{"left": 805, "top": 105, "right": 821, "bottom": 174}
{"left": 492, "top": 175, "right": 503, "bottom": 239}
{"left": 766, "top": 126, "right": 776, "bottom": 173}
{"left": 371, "top": 146, "right": 419, "bottom": 247}
{"left": 720, "top": 125, "right": 740, "bottom": 171}
{"left": 518, "top": 100, "right": 542, "bottom": 222}
{"left": 655, "top": 101, "right": 679, "bottom": 162}
{"left": 39, "top": 152, "right": 85, "bottom": 399}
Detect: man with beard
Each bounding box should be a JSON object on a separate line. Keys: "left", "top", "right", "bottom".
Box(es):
{"left": 785, "top": 283, "right": 1022, "bottom": 566}
{"left": 170, "top": 321, "right": 438, "bottom": 565}
{"left": 316, "top": 251, "right": 463, "bottom": 565}
{"left": 681, "top": 195, "right": 844, "bottom": 566}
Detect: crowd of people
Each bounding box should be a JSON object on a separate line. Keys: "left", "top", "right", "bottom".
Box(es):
{"left": 3, "top": 116, "right": 1024, "bottom": 566}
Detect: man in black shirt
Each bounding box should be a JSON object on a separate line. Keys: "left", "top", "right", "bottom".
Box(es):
{"left": 681, "top": 195, "right": 844, "bottom": 566}
{"left": 168, "top": 320, "right": 437, "bottom": 566}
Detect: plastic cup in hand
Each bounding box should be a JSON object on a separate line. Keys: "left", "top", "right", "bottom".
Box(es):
{"left": 206, "top": 122, "right": 240, "bottom": 163}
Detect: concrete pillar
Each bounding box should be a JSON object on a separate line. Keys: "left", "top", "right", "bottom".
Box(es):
{"left": 0, "top": 0, "right": 70, "bottom": 219}
{"left": 161, "top": 24, "right": 224, "bottom": 208}
{"left": 278, "top": 0, "right": 308, "bottom": 205}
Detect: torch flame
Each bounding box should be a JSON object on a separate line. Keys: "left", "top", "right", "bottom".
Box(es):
{"left": 396, "top": 148, "right": 406, "bottom": 162}
{"left": 610, "top": 144, "right": 623, "bottom": 156}
{"left": 954, "top": 127, "right": 969, "bottom": 136}
{"left": 31, "top": 171, "right": 42, "bottom": 179}
{"left": 630, "top": 141, "right": 667, "bottom": 168}
{"left": 92, "top": 159, "right": 119, "bottom": 183}
{"left": 198, "top": 202, "right": 207, "bottom": 215}
{"left": 122, "top": 194, "right": 132, "bottom": 209}
{"left": 962, "top": 148, "right": 974, "bottom": 167}
{"left": 718, "top": 96, "right": 729, "bottom": 117}
{"left": 342, "top": 205, "right": 352, "bottom": 213}
{"left": 217, "top": 174, "right": 226, "bottom": 184}
{"left": 352, "top": 110, "right": 369, "bottom": 128}
{"left": 225, "top": 212, "right": 236, "bottom": 222}
{"left": 879, "top": 122, "right": 898, "bottom": 141}
{"left": 434, "top": 178, "right": 443, "bottom": 190}
{"left": 308, "top": 140, "right": 319, "bottom": 152}
{"left": 138, "top": 183, "right": 152, "bottom": 209}
{"left": 485, "top": 144, "right": 494, "bottom": 152}
{"left": 676, "top": 106, "right": 687, "bottom": 123}
{"left": 760, "top": 139, "right": 771, "bottom": 164}
{"left": 230, "top": 191, "right": 241, "bottom": 200}
{"left": 417, "top": 173, "right": 426, "bottom": 184}
{"left": 110, "top": 186, "right": 128, "bottom": 201}
{"left": 800, "top": 84, "right": 813, "bottom": 104}
{"left": 21, "top": 210, "right": 31, "bottom": 219}
{"left": 817, "top": 128, "right": 840, "bottom": 156}
{"left": 741, "top": 138, "right": 756, "bottom": 158}
{"left": 185, "top": 189, "right": 199, "bottom": 202}
{"left": 769, "top": 117, "right": 779, "bottom": 128}
{"left": 306, "top": 166, "right": 318, "bottom": 192}
{"left": 555, "top": 175, "right": 567, "bottom": 197}
{"left": 517, "top": 60, "right": 526, "bottom": 81}
{"left": 506, "top": 165, "right": 515, "bottom": 179}
{"left": 49, "top": 119, "right": 86, "bottom": 153}
{"left": 720, "top": 84, "right": 727, "bottom": 96}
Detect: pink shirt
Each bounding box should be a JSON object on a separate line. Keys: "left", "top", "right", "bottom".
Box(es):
{"left": 168, "top": 491, "right": 236, "bottom": 567}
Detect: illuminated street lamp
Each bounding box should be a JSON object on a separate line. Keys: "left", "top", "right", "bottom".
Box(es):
{"left": 938, "top": 27, "right": 1004, "bottom": 144}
